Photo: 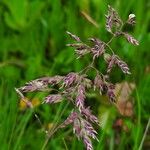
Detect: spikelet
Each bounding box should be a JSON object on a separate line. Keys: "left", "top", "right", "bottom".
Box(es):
{"left": 66, "top": 31, "right": 81, "bottom": 42}
{"left": 124, "top": 33, "right": 139, "bottom": 46}
{"left": 105, "top": 5, "right": 122, "bottom": 33}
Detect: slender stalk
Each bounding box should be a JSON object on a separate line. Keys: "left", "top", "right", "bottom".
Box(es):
{"left": 63, "top": 138, "right": 69, "bottom": 150}
{"left": 138, "top": 117, "right": 150, "bottom": 150}
{"left": 41, "top": 101, "right": 70, "bottom": 150}
{"left": 133, "top": 89, "right": 142, "bottom": 150}
{"left": 106, "top": 35, "right": 115, "bottom": 45}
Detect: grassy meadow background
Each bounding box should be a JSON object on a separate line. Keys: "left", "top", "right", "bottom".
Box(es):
{"left": 0, "top": 0, "right": 150, "bottom": 149}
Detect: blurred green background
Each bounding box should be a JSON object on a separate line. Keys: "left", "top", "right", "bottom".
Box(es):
{"left": 0, "top": 0, "right": 150, "bottom": 150}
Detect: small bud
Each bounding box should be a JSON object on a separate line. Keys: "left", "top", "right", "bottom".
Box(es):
{"left": 104, "top": 53, "right": 111, "bottom": 63}
{"left": 129, "top": 14, "right": 135, "bottom": 20}
{"left": 127, "top": 14, "right": 136, "bottom": 25}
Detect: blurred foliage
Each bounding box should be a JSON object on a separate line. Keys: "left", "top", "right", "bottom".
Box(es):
{"left": 0, "top": 0, "right": 150, "bottom": 150}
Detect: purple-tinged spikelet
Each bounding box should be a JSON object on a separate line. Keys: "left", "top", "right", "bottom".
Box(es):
{"left": 61, "top": 111, "right": 78, "bottom": 128}
{"left": 67, "top": 43, "right": 90, "bottom": 58}
{"left": 83, "top": 120, "right": 98, "bottom": 140}
{"left": 18, "top": 76, "right": 63, "bottom": 93}
{"left": 82, "top": 76, "right": 92, "bottom": 89}
{"left": 89, "top": 38, "right": 105, "bottom": 59}
{"left": 18, "top": 80, "right": 47, "bottom": 93}
{"left": 94, "top": 74, "right": 105, "bottom": 94}
{"left": 76, "top": 85, "right": 86, "bottom": 112}
{"left": 81, "top": 107, "right": 99, "bottom": 124}
{"left": 73, "top": 118, "right": 82, "bottom": 139}
{"left": 63, "top": 72, "right": 77, "bottom": 87}
{"left": 115, "top": 56, "right": 131, "bottom": 74}
{"left": 124, "top": 33, "right": 139, "bottom": 46}
{"left": 83, "top": 136, "right": 93, "bottom": 150}
{"left": 73, "top": 116, "right": 97, "bottom": 150}
{"left": 44, "top": 94, "right": 62, "bottom": 104}
{"left": 106, "top": 55, "right": 131, "bottom": 75}
{"left": 37, "top": 76, "right": 63, "bottom": 85}
{"left": 105, "top": 5, "right": 122, "bottom": 33}
{"left": 107, "top": 55, "right": 116, "bottom": 73}
{"left": 107, "top": 83, "right": 116, "bottom": 102}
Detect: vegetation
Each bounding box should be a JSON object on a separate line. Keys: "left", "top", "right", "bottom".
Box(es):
{"left": 0, "top": 0, "right": 149, "bottom": 150}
